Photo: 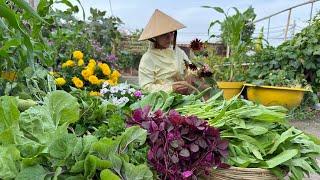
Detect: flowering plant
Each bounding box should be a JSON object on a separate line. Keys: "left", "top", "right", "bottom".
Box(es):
{"left": 100, "top": 82, "right": 143, "bottom": 107}
{"left": 53, "top": 50, "right": 121, "bottom": 95}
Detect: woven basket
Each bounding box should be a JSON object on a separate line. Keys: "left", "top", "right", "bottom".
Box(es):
{"left": 210, "top": 167, "right": 278, "bottom": 180}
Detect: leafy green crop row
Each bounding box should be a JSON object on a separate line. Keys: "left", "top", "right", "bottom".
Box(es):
{"left": 0, "top": 91, "right": 151, "bottom": 179}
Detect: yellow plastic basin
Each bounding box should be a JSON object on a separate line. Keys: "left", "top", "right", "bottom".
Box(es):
{"left": 217, "top": 82, "right": 244, "bottom": 100}
{"left": 244, "top": 84, "right": 310, "bottom": 109}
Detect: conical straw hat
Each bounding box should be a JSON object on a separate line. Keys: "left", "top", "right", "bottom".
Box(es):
{"left": 138, "top": 9, "right": 186, "bottom": 41}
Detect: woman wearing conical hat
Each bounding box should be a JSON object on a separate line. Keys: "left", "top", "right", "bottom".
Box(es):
{"left": 138, "top": 9, "right": 194, "bottom": 94}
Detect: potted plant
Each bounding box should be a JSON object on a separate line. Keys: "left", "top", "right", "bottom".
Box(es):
{"left": 203, "top": 6, "right": 256, "bottom": 99}
{"left": 246, "top": 68, "right": 311, "bottom": 109}
{"left": 244, "top": 14, "right": 320, "bottom": 109}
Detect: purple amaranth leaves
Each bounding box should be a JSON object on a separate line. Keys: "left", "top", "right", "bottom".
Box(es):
{"left": 127, "top": 107, "right": 229, "bottom": 180}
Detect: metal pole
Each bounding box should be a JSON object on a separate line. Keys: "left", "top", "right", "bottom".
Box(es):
{"left": 291, "top": 20, "right": 296, "bottom": 36}
{"left": 310, "top": 2, "right": 314, "bottom": 23}
{"left": 284, "top": 9, "right": 292, "bottom": 41}
{"left": 29, "top": 0, "right": 35, "bottom": 8}
{"left": 247, "top": 0, "right": 319, "bottom": 25}
{"left": 267, "top": 17, "right": 271, "bottom": 41}
{"left": 108, "top": 0, "right": 114, "bottom": 16}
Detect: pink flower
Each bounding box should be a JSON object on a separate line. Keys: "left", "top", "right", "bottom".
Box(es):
{"left": 133, "top": 90, "right": 142, "bottom": 98}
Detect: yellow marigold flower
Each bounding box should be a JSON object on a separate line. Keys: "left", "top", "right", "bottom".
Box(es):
{"left": 88, "top": 75, "right": 100, "bottom": 85}
{"left": 78, "top": 59, "right": 84, "bottom": 66}
{"left": 111, "top": 70, "right": 121, "bottom": 79}
{"left": 98, "top": 63, "right": 111, "bottom": 76}
{"left": 87, "top": 63, "right": 95, "bottom": 71}
{"left": 55, "top": 77, "right": 66, "bottom": 86}
{"left": 62, "top": 60, "right": 75, "bottom": 68}
{"left": 73, "top": 50, "right": 84, "bottom": 60}
{"left": 89, "top": 91, "right": 101, "bottom": 96}
{"left": 89, "top": 59, "right": 96, "bottom": 65}
{"left": 106, "top": 79, "right": 116, "bottom": 86}
{"left": 81, "top": 69, "right": 93, "bottom": 80}
{"left": 72, "top": 77, "right": 84, "bottom": 88}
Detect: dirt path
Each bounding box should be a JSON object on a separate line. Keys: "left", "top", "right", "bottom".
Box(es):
{"left": 290, "top": 111, "right": 320, "bottom": 138}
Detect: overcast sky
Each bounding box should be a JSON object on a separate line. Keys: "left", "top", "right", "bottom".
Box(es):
{"left": 55, "top": 0, "right": 320, "bottom": 45}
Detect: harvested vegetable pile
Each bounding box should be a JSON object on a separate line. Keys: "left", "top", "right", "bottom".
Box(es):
{"left": 127, "top": 106, "right": 229, "bottom": 179}
{"left": 177, "top": 92, "right": 320, "bottom": 180}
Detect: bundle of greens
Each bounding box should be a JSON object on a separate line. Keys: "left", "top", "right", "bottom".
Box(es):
{"left": 176, "top": 92, "right": 320, "bottom": 180}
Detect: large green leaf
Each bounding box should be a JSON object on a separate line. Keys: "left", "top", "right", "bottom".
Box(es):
{"left": 72, "top": 135, "right": 98, "bottom": 161}
{"left": 109, "top": 153, "right": 122, "bottom": 176}
{"left": 202, "top": 6, "right": 225, "bottom": 14}
{"left": 0, "top": 36, "right": 20, "bottom": 55}
{"left": 0, "top": 96, "right": 20, "bottom": 132}
{"left": 0, "top": 146, "right": 20, "bottom": 179}
{"left": 11, "top": 0, "right": 47, "bottom": 23}
{"left": 49, "top": 132, "right": 78, "bottom": 160}
{"left": 268, "top": 127, "right": 299, "bottom": 154}
{"left": 286, "top": 158, "right": 315, "bottom": 174}
{"left": 45, "top": 90, "right": 80, "bottom": 125}
{"left": 100, "top": 169, "right": 120, "bottom": 180}
{"left": 19, "top": 106, "right": 53, "bottom": 143}
{"left": 118, "top": 126, "right": 147, "bottom": 154}
{"left": 222, "top": 133, "right": 265, "bottom": 154}
{"left": 84, "top": 155, "right": 112, "bottom": 179}
{"left": 0, "top": 3, "right": 25, "bottom": 33}
{"left": 19, "top": 91, "right": 79, "bottom": 144}
{"left": 0, "top": 128, "right": 17, "bottom": 144}
{"left": 265, "top": 149, "right": 299, "bottom": 168}
{"left": 237, "top": 107, "right": 286, "bottom": 123}
{"left": 0, "top": 104, "right": 30, "bottom": 132}
{"left": 70, "top": 160, "right": 84, "bottom": 173}
{"left": 16, "top": 165, "right": 48, "bottom": 180}
{"left": 122, "top": 161, "right": 153, "bottom": 180}
{"left": 0, "top": 3, "right": 33, "bottom": 65}
{"left": 91, "top": 138, "right": 119, "bottom": 158}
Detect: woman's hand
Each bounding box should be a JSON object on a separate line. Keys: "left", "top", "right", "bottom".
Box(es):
{"left": 172, "top": 81, "right": 192, "bottom": 95}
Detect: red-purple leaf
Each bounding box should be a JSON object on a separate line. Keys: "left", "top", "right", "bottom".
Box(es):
{"left": 182, "top": 170, "right": 193, "bottom": 178}
{"left": 141, "top": 121, "right": 150, "bottom": 130}
{"left": 190, "top": 143, "right": 199, "bottom": 152}
{"left": 179, "top": 148, "right": 190, "bottom": 157}
{"left": 159, "top": 122, "right": 165, "bottom": 131}
{"left": 150, "top": 131, "right": 159, "bottom": 143}
{"left": 171, "top": 140, "right": 179, "bottom": 148}
{"left": 217, "top": 140, "right": 228, "bottom": 150}
{"left": 171, "top": 154, "right": 179, "bottom": 163}
{"left": 150, "top": 121, "right": 158, "bottom": 131}
{"left": 181, "top": 127, "right": 189, "bottom": 135}
{"left": 197, "top": 138, "right": 208, "bottom": 148}
{"left": 156, "top": 147, "right": 164, "bottom": 159}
